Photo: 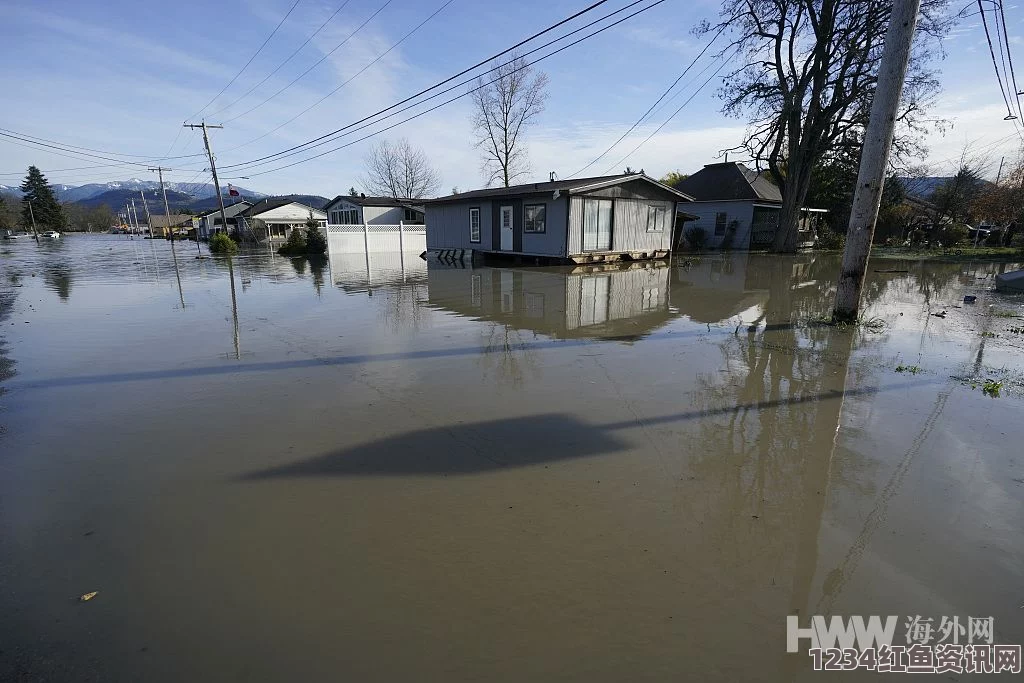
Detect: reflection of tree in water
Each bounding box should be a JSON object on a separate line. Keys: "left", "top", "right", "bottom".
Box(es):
{"left": 0, "top": 288, "right": 17, "bottom": 400}
{"left": 376, "top": 283, "right": 429, "bottom": 334}
{"left": 308, "top": 256, "right": 327, "bottom": 297}
{"left": 476, "top": 323, "right": 539, "bottom": 386}
{"left": 44, "top": 264, "right": 73, "bottom": 302}
{"left": 289, "top": 257, "right": 307, "bottom": 277}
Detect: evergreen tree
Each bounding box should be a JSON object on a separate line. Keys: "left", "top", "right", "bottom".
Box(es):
{"left": 0, "top": 194, "right": 9, "bottom": 230}
{"left": 20, "top": 166, "right": 67, "bottom": 230}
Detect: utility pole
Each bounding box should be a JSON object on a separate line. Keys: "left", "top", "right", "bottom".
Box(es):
{"left": 184, "top": 121, "right": 230, "bottom": 242}
{"left": 832, "top": 0, "right": 922, "bottom": 323}
{"left": 150, "top": 165, "right": 186, "bottom": 306}
{"left": 27, "top": 200, "right": 39, "bottom": 242}
{"left": 996, "top": 155, "right": 1006, "bottom": 185}
{"left": 139, "top": 189, "right": 153, "bottom": 235}
{"left": 130, "top": 198, "right": 141, "bottom": 233}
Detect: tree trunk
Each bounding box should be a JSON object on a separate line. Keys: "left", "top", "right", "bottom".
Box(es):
{"left": 772, "top": 165, "right": 813, "bottom": 253}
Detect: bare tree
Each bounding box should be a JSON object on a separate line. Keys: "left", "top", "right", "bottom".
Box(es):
{"left": 471, "top": 53, "right": 549, "bottom": 187}
{"left": 360, "top": 138, "right": 440, "bottom": 199}
{"left": 701, "top": 0, "right": 950, "bottom": 251}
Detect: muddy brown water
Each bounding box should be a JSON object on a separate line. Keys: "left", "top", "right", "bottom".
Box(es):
{"left": 1, "top": 235, "right": 1022, "bottom": 681}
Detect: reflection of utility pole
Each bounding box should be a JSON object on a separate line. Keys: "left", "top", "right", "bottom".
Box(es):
{"left": 833, "top": 0, "right": 921, "bottom": 321}
{"left": 139, "top": 190, "right": 152, "bottom": 235}
{"left": 183, "top": 121, "right": 229, "bottom": 241}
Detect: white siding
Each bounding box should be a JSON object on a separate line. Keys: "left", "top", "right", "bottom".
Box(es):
{"left": 253, "top": 202, "right": 327, "bottom": 223}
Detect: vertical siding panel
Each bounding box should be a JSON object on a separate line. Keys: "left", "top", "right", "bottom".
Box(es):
{"left": 567, "top": 197, "right": 584, "bottom": 256}
{"left": 610, "top": 199, "right": 672, "bottom": 252}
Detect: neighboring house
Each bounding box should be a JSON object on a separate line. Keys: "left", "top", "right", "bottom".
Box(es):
{"left": 673, "top": 162, "right": 824, "bottom": 250}
{"left": 148, "top": 213, "right": 193, "bottom": 237}
{"left": 194, "top": 201, "right": 252, "bottom": 239}
{"left": 236, "top": 199, "right": 327, "bottom": 240}
{"left": 323, "top": 194, "right": 425, "bottom": 225}
{"left": 424, "top": 173, "right": 695, "bottom": 264}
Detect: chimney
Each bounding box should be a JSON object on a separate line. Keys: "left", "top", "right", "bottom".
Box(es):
{"left": 549, "top": 171, "right": 557, "bottom": 182}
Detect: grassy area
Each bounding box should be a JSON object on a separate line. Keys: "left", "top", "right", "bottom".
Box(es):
{"left": 871, "top": 246, "right": 1023, "bottom": 262}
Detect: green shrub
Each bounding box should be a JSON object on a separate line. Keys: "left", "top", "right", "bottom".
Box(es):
{"left": 932, "top": 223, "right": 967, "bottom": 247}
{"left": 277, "top": 228, "right": 307, "bottom": 256}
{"left": 304, "top": 224, "right": 327, "bottom": 255}
{"left": 684, "top": 226, "right": 707, "bottom": 252}
{"left": 209, "top": 232, "right": 238, "bottom": 255}
{"left": 816, "top": 227, "right": 846, "bottom": 250}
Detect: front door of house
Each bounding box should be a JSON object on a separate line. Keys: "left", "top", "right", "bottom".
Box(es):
{"left": 582, "top": 198, "right": 612, "bottom": 251}
{"left": 500, "top": 205, "right": 514, "bottom": 251}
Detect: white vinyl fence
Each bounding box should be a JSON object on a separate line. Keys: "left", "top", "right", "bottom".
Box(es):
{"left": 325, "top": 222, "right": 426, "bottom": 253}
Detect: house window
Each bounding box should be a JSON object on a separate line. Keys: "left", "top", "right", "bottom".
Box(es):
{"left": 469, "top": 207, "right": 481, "bottom": 243}
{"left": 715, "top": 211, "right": 727, "bottom": 236}
{"left": 524, "top": 204, "right": 546, "bottom": 233}
{"left": 646, "top": 204, "right": 666, "bottom": 232}
{"left": 332, "top": 208, "right": 359, "bottom": 224}
{"left": 330, "top": 210, "right": 340, "bottom": 224}
{"left": 404, "top": 208, "right": 422, "bottom": 223}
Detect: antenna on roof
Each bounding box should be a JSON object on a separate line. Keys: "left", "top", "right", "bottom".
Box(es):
{"left": 549, "top": 171, "right": 558, "bottom": 182}
{"left": 724, "top": 152, "right": 729, "bottom": 163}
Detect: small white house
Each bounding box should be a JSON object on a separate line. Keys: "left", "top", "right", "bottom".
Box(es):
{"left": 237, "top": 199, "right": 327, "bottom": 241}
{"left": 323, "top": 194, "right": 425, "bottom": 225}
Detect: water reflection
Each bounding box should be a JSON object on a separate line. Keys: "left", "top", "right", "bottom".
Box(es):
{"left": 427, "top": 261, "right": 676, "bottom": 341}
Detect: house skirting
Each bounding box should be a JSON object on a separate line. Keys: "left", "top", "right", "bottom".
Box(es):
{"left": 426, "top": 248, "right": 670, "bottom": 266}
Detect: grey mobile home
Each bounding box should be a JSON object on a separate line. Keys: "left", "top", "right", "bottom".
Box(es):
{"left": 425, "top": 173, "right": 695, "bottom": 263}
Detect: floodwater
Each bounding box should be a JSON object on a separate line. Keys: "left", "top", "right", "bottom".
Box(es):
{"left": 1, "top": 235, "right": 1022, "bottom": 681}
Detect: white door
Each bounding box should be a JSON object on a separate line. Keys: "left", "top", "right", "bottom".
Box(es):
{"left": 500, "top": 270, "right": 514, "bottom": 313}
{"left": 582, "top": 198, "right": 612, "bottom": 251}
{"left": 500, "top": 205, "right": 514, "bottom": 251}
{"left": 580, "top": 275, "right": 609, "bottom": 326}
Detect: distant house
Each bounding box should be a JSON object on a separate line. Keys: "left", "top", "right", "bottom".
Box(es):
{"left": 323, "top": 194, "right": 425, "bottom": 225}
{"left": 194, "top": 201, "right": 252, "bottom": 239}
{"left": 424, "top": 173, "right": 695, "bottom": 264}
{"left": 236, "top": 199, "right": 327, "bottom": 241}
{"left": 673, "top": 162, "right": 825, "bottom": 250}
{"left": 148, "top": 213, "right": 193, "bottom": 237}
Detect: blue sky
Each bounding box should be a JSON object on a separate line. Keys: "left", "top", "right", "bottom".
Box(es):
{"left": 1, "top": 0, "right": 1023, "bottom": 197}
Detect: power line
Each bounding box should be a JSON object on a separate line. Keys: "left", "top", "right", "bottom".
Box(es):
{"left": 224, "top": 0, "right": 455, "bottom": 153}
{"left": 222, "top": 0, "right": 395, "bottom": 123}
{"left": 569, "top": 23, "right": 725, "bottom": 178}
{"left": 206, "top": 0, "right": 356, "bottom": 120}
{"left": 0, "top": 127, "right": 206, "bottom": 161}
{"left": 601, "top": 51, "right": 735, "bottom": 175}
{"left": 219, "top": 0, "right": 636, "bottom": 171}
{"left": 236, "top": 0, "right": 666, "bottom": 178}
{"left": 997, "top": 0, "right": 1023, "bottom": 119}
{"left": 978, "top": 0, "right": 1019, "bottom": 121}
{"left": 186, "top": 0, "right": 303, "bottom": 122}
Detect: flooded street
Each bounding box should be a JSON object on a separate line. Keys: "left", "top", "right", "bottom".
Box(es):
{"left": 1, "top": 235, "right": 1022, "bottom": 681}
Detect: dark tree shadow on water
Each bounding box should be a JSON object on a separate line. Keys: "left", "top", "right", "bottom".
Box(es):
{"left": 240, "top": 414, "right": 631, "bottom": 479}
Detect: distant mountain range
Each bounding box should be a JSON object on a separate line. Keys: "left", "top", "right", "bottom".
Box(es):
{"left": 0, "top": 179, "right": 330, "bottom": 214}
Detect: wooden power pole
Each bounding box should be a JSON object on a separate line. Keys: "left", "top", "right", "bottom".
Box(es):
{"left": 139, "top": 189, "right": 153, "bottom": 234}
{"left": 832, "top": 0, "right": 922, "bottom": 322}
{"left": 184, "top": 121, "right": 230, "bottom": 242}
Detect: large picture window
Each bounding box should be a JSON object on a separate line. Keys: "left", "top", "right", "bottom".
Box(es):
{"left": 524, "top": 204, "right": 546, "bottom": 233}
{"left": 646, "top": 204, "right": 666, "bottom": 232}
{"left": 469, "top": 207, "right": 481, "bottom": 242}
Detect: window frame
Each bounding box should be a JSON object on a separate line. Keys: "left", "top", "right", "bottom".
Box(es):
{"left": 524, "top": 203, "right": 547, "bottom": 234}
{"left": 646, "top": 204, "right": 666, "bottom": 233}
{"left": 714, "top": 211, "right": 728, "bottom": 236}
{"left": 469, "top": 207, "right": 481, "bottom": 243}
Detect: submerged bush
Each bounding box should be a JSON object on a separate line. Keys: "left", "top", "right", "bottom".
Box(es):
{"left": 277, "top": 228, "right": 307, "bottom": 256}
{"left": 304, "top": 224, "right": 327, "bottom": 255}
{"left": 209, "top": 232, "right": 238, "bottom": 255}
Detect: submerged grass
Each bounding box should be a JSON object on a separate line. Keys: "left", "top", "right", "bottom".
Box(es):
{"left": 895, "top": 364, "right": 923, "bottom": 374}
{"left": 807, "top": 314, "right": 887, "bottom": 332}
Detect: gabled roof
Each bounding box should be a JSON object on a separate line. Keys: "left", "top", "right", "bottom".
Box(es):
{"left": 325, "top": 194, "right": 425, "bottom": 210}
{"left": 426, "top": 173, "right": 694, "bottom": 203}
{"left": 195, "top": 201, "right": 251, "bottom": 218}
{"left": 674, "top": 162, "right": 783, "bottom": 203}
{"left": 149, "top": 214, "right": 193, "bottom": 228}
{"left": 239, "top": 198, "right": 326, "bottom": 218}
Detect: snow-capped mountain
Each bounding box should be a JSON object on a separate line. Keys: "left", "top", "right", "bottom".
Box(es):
{"left": 55, "top": 179, "right": 266, "bottom": 203}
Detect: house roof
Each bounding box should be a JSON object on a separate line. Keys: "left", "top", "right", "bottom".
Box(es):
{"left": 149, "top": 214, "right": 193, "bottom": 228}
{"left": 674, "top": 162, "right": 783, "bottom": 203}
{"left": 239, "top": 198, "right": 327, "bottom": 218}
{"left": 195, "top": 201, "right": 251, "bottom": 218}
{"left": 426, "top": 173, "right": 694, "bottom": 203}
{"left": 325, "top": 194, "right": 425, "bottom": 210}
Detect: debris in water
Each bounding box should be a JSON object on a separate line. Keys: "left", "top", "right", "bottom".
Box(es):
{"left": 964, "top": 295, "right": 977, "bottom": 304}
{"left": 79, "top": 591, "right": 98, "bottom": 602}
{"left": 932, "top": 311, "right": 947, "bottom": 318}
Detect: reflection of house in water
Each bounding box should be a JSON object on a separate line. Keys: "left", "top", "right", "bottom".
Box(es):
{"left": 670, "top": 253, "right": 769, "bottom": 323}
{"left": 426, "top": 262, "right": 677, "bottom": 341}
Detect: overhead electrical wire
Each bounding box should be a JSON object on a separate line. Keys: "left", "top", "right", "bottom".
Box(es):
{"left": 0, "top": 127, "right": 206, "bottom": 161}
{"left": 186, "top": 0, "right": 303, "bottom": 122}
{"left": 601, "top": 51, "right": 736, "bottom": 175}
{"left": 977, "top": 0, "right": 1020, "bottom": 128}
{"left": 235, "top": 0, "right": 667, "bottom": 178}
{"left": 219, "top": 0, "right": 639, "bottom": 171}
{"left": 222, "top": 0, "right": 396, "bottom": 123}
{"left": 568, "top": 23, "right": 726, "bottom": 178}
{"left": 997, "top": 0, "right": 1023, "bottom": 120}
{"left": 224, "top": 0, "right": 455, "bottom": 153}
{"left": 206, "top": 0, "right": 356, "bottom": 120}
